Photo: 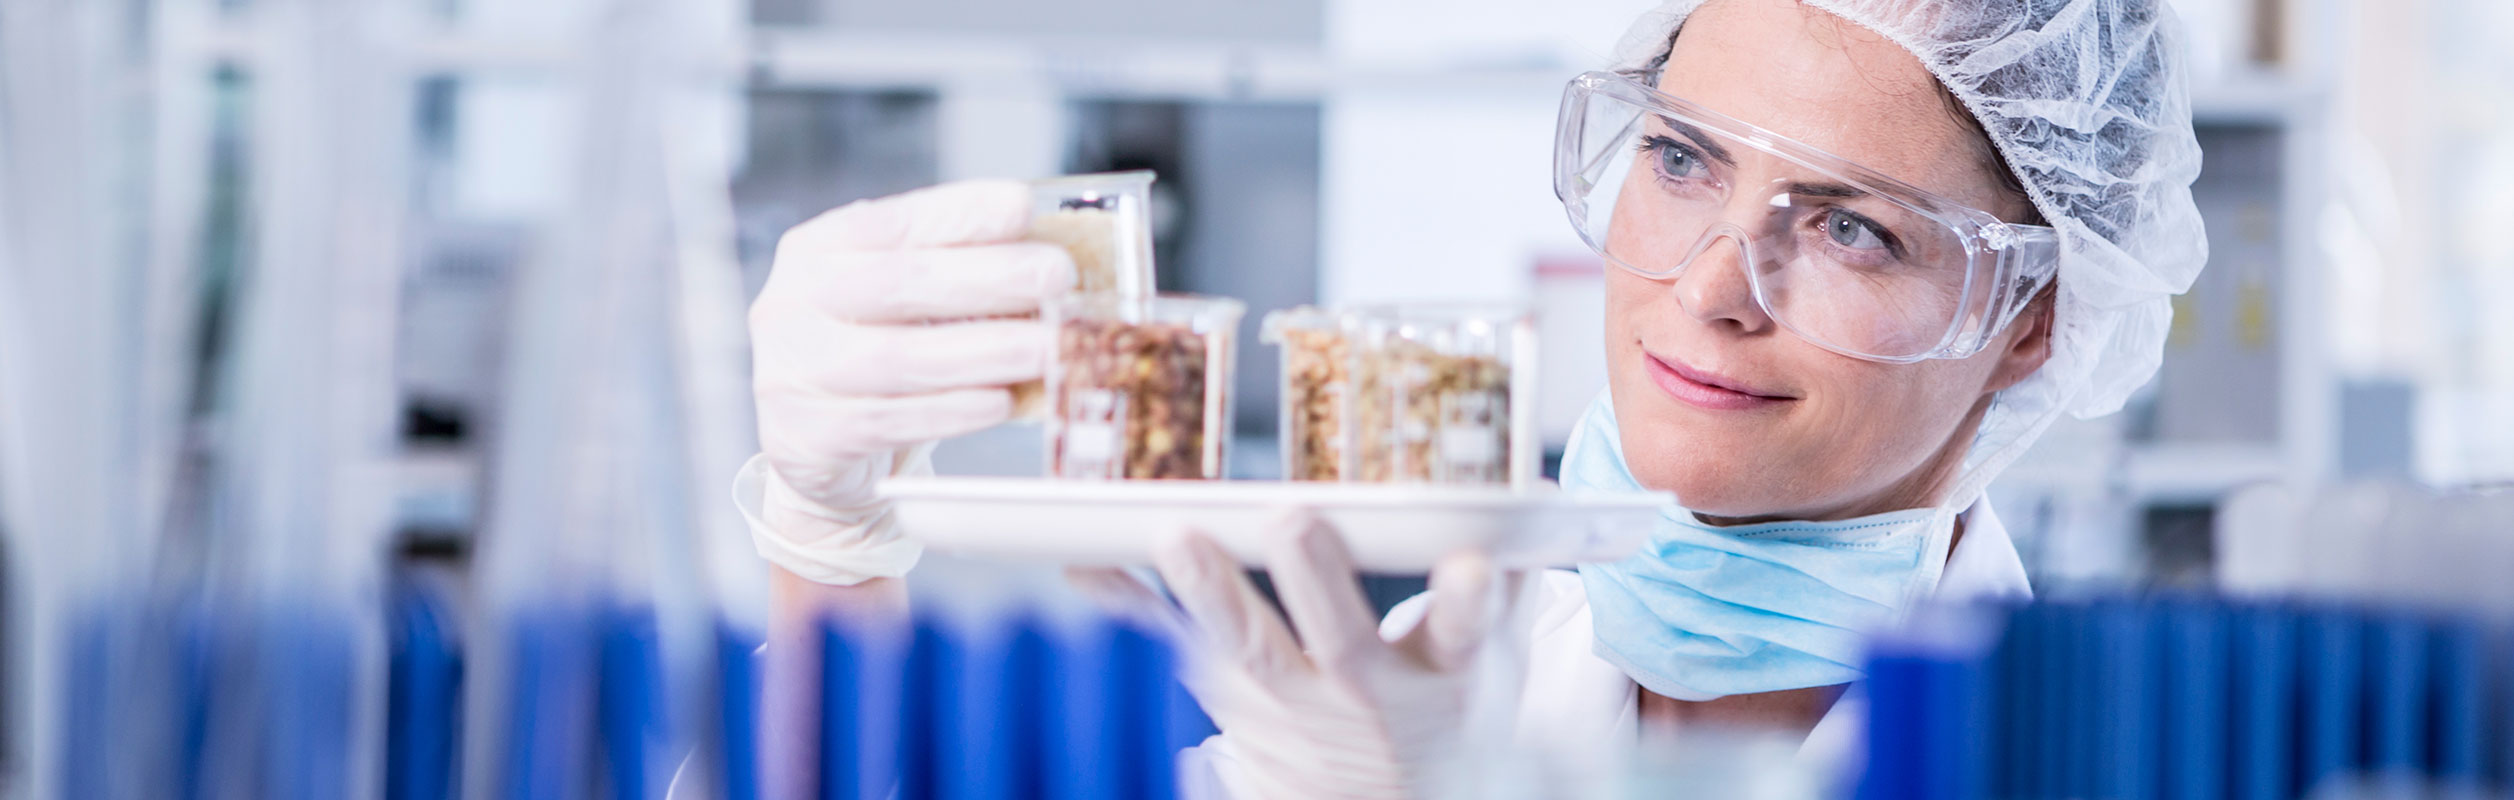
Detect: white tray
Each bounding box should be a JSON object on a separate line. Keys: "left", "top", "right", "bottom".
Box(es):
{"left": 878, "top": 477, "right": 1673, "bottom": 572}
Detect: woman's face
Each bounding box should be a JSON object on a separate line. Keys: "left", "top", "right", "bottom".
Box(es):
{"left": 1603, "top": 0, "right": 2052, "bottom": 522}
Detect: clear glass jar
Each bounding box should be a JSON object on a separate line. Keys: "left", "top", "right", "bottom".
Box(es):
{"left": 1260, "top": 306, "right": 1356, "bottom": 481}
{"left": 1347, "top": 305, "right": 1534, "bottom": 487}
{"left": 1264, "top": 304, "right": 1536, "bottom": 487}
{"left": 1046, "top": 293, "right": 1243, "bottom": 480}
{"left": 1012, "top": 170, "right": 1158, "bottom": 419}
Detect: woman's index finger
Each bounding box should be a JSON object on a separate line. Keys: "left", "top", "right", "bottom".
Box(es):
{"left": 796, "top": 178, "right": 1032, "bottom": 252}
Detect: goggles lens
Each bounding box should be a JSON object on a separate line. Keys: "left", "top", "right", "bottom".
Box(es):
{"left": 1558, "top": 72, "right": 2034, "bottom": 362}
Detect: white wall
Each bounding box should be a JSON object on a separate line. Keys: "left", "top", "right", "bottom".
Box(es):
{"left": 1317, "top": 78, "right": 1585, "bottom": 306}
{"left": 1316, "top": 0, "right": 1664, "bottom": 444}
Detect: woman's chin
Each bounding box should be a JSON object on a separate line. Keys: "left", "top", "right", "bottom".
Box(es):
{"left": 1626, "top": 463, "right": 1786, "bottom": 519}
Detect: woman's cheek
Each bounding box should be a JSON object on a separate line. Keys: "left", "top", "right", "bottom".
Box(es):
{"left": 1788, "top": 358, "right": 1933, "bottom": 486}
{"left": 1844, "top": 363, "right": 1971, "bottom": 475}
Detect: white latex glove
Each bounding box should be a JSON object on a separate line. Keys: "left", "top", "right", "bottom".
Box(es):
{"left": 744, "top": 179, "right": 1073, "bottom": 585}
{"left": 1073, "top": 514, "right": 1517, "bottom": 800}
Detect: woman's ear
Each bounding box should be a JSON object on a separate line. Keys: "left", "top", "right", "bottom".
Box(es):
{"left": 1982, "top": 289, "right": 2056, "bottom": 396}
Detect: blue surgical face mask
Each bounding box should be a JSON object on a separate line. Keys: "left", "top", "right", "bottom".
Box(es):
{"left": 1565, "top": 391, "right": 1956, "bottom": 701}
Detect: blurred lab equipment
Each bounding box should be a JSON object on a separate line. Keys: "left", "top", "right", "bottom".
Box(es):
{"left": 1860, "top": 593, "right": 2511, "bottom": 800}
{"left": 1861, "top": 482, "right": 2514, "bottom": 800}
{"left": 805, "top": 571, "right": 1202, "bottom": 800}
{"left": 0, "top": 0, "right": 201, "bottom": 791}
{"left": 453, "top": 0, "right": 759, "bottom": 796}
{"left": 0, "top": 0, "right": 2509, "bottom": 798}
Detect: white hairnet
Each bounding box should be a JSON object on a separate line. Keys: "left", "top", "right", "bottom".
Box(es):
{"left": 1610, "top": 0, "right": 2209, "bottom": 507}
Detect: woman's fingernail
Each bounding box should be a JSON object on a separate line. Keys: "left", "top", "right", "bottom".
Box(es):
{"left": 1032, "top": 246, "right": 1077, "bottom": 294}
{"left": 1157, "top": 529, "right": 1213, "bottom": 579}
{"left": 1297, "top": 518, "right": 1344, "bottom": 561}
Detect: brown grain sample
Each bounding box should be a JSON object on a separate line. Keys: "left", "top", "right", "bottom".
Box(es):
{"left": 1280, "top": 327, "right": 1350, "bottom": 481}
{"left": 1051, "top": 317, "right": 1213, "bottom": 480}
{"left": 1351, "top": 339, "right": 1510, "bottom": 485}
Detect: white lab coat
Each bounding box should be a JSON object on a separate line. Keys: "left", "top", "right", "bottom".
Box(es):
{"left": 1182, "top": 498, "right": 2033, "bottom": 796}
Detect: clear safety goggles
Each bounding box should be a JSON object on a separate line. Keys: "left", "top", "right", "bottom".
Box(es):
{"left": 1553, "top": 70, "right": 2062, "bottom": 363}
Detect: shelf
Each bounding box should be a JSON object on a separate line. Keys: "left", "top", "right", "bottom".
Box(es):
{"left": 2120, "top": 442, "right": 2287, "bottom": 505}
{"left": 2189, "top": 68, "right": 2323, "bottom": 126}
{"left": 191, "top": 19, "right": 2324, "bottom": 121}
{"left": 751, "top": 28, "right": 1334, "bottom": 100}
{"left": 749, "top": 28, "right": 1598, "bottom": 100}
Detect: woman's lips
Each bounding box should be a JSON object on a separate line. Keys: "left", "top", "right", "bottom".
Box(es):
{"left": 1642, "top": 353, "right": 1795, "bottom": 412}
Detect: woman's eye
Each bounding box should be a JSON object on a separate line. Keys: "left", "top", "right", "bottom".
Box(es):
{"left": 1641, "top": 136, "right": 1708, "bottom": 181}
{"left": 1823, "top": 209, "right": 1889, "bottom": 251}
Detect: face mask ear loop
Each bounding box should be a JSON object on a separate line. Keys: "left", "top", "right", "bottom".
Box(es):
{"left": 1887, "top": 506, "right": 1963, "bottom": 625}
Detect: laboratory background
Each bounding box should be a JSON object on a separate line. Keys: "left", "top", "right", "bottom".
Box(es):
{"left": 1, "top": 0, "right": 2512, "bottom": 798}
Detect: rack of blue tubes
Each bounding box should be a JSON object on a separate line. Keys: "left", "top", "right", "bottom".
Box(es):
{"left": 374, "top": 581, "right": 1211, "bottom": 800}
{"left": 790, "top": 613, "right": 1209, "bottom": 800}
{"left": 1856, "top": 594, "right": 2514, "bottom": 800}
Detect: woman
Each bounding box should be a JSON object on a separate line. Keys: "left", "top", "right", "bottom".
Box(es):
{"left": 738, "top": 0, "right": 2205, "bottom": 795}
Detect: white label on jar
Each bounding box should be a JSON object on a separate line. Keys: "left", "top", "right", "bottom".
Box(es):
{"left": 1060, "top": 390, "right": 1123, "bottom": 477}
{"left": 1399, "top": 418, "right": 1432, "bottom": 442}
{"left": 1440, "top": 426, "right": 1500, "bottom": 468}
{"left": 1066, "top": 422, "right": 1117, "bottom": 466}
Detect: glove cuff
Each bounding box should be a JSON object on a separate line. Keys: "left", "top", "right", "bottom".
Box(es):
{"left": 732, "top": 451, "right": 927, "bottom": 585}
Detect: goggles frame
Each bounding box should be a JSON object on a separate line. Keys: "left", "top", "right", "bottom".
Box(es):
{"left": 1553, "top": 70, "right": 2061, "bottom": 363}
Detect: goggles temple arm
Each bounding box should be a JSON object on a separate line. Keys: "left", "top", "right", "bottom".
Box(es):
{"left": 1982, "top": 235, "right": 2061, "bottom": 350}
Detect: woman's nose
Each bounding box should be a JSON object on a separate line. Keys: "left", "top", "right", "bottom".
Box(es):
{"left": 1672, "top": 230, "right": 1774, "bottom": 335}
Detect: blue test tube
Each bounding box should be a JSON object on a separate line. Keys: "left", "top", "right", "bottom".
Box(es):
{"left": 2366, "top": 611, "right": 2431, "bottom": 776}
{"left": 262, "top": 606, "right": 360, "bottom": 800}
{"left": 2493, "top": 630, "right": 2514, "bottom": 790}
{"left": 2428, "top": 617, "right": 2485, "bottom": 787}
{"left": 901, "top": 621, "right": 955, "bottom": 800}
{"left": 824, "top": 617, "right": 907, "bottom": 800}
{"left": 501, "top": 607, "right": 600, "bottom": 800}
{"left": 2228, "top": 602, "right": 2293, "bottom": 800}
{"left": 942, "top": 617, "right": 1054, "bottom": 800}
{"left": 1138, "top": 623, "right": 1206, "bottom": 798}
{"left": 176, "top": 604, "right": 216, "bottom": 798}
{"left": 599, "top": 607, "right": 668, "bottom": 800}
{"left": 1857, "top": 644, "right": 1987, "bottom": 800}
{"left": 2093, "top": 600, "right": 2158, "bottom": 800}
{"left": 715, "top": 622, "right": 763, "bottom": 800}
{"left": 1987, "top": 604, "right": 2037, "bottom": 799}
{"left": 2159, "top": 599, "right": 2227, "bottom": 800}
{"left": 1075, "top": 616, "right": 1197, "bottom": 800}
{"left": 388, "top": 580, "right": 463, "bottom": 800}
{"left": 821, "top": 622, "right": 864, "bottom": 800}
{"left": 2028, "top": 602, "right": 2072, "bottom": 799}
{"left": 2054, "top": 603, "right": 2095, "bottom": 798}
{"left": 1053, "top": 619, "right": 1172, "bottom": 800}
{"left": 2295, "top": 607, "right": 2365, "bottom": 794}
{"left": 1162, "top": 639, "right": 1214, "bottom": 778}
{"left": 1052, "top": 620, "right": 1119, "bottom": 800}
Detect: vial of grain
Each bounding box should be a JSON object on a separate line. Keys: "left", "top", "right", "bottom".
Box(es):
{"left": 1347, "top": 305, "right": 1537, "bottom": 488}
{"left": 1011, "top": 171, "right": 1157, "bottom": 419}
{"left": 1047, "top": 293, "right": 1243, "bottom": 481}
{"left": 1260, "top": 306, "right": 1357, "bottom": 481}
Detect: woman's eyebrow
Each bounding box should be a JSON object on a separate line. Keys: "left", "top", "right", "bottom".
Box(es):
{"left": 1655, "top": 115, "right": 1735, "bottom": 166}
{"left": 1785, "top": 181, "right": 1868, "bottom": 199}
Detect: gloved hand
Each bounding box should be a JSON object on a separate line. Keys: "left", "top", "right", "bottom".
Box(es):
{"left": 1073, "top": 515, "right": 1517, "bottom": 799}
{"left": 743, "top": 179, "right": 1074, "bottom": 585}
